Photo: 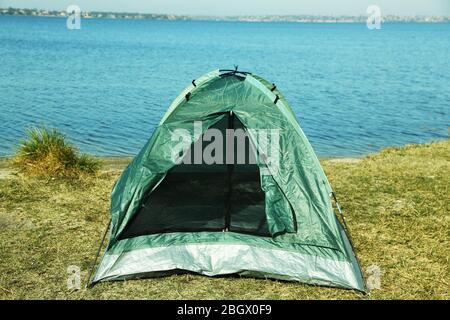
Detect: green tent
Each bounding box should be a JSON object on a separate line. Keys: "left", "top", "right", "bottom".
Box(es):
{"left": 89, "top": 69, "right": 366, "bottom": 291}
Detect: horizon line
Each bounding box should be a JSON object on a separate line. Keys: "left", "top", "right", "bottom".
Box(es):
{"left": 2, "top": 6, "right": 450, "bottom": 18}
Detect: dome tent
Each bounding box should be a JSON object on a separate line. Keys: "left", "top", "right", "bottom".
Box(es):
{"left": 88, "top": 69, "right": 366, "bottom": 292}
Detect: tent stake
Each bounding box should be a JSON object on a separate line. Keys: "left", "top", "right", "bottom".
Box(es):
{"left": 86, "top": 219, "right": 111, "bottom": 288}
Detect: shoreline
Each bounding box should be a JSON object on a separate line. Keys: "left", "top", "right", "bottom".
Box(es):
{"left": 0, "top": 154, "right": 364, "bottom": 179}
{"left": 0, "top": 155, "right": 362, "bottom": 178}
{"left": 2, "top": 139, "right": 448, "bottom": 178}
{"left": 2, "top": 139, "right": 448, "bottom": 174}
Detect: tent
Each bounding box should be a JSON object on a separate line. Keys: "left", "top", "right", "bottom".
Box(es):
{"left": 88, "top": 69, "right": 366, "bottom": 291}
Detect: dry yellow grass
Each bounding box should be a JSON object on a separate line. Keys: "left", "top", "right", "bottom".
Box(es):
{"left": 0, "top": 140, "right": 448, "bottom": 299}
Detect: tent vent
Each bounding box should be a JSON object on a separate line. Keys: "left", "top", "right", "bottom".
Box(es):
{"left": 219, "top": 67, "right": 251, "bottom": 79}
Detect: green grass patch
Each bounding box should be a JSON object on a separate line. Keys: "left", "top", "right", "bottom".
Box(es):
{"left": 12, "top": 126, "right": 100, "bottom": 178}
{"left": 0, "top": 140, "right": 448, "bottom": 299}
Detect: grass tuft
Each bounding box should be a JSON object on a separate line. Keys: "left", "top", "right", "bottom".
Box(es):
{"left": 12, "top": 126, "right": 100, "bottom": 178}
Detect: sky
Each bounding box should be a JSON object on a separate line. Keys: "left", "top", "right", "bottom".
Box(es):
{"left": 0, "top": 0, "right": 449, "bottom": 16}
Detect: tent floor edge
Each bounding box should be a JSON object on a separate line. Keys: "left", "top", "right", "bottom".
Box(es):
{"left": 93, "top": 241, "right": 366, "bottom": 292}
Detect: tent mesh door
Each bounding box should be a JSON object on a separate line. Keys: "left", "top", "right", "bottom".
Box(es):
{"left": 118, "top": 114, "right": 270, "bottom": 240}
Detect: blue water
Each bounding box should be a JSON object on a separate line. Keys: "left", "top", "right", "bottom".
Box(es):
{"left": 0, "top": 16, "right": 449, "bottom": 157}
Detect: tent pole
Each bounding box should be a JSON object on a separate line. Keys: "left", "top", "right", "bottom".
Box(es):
{"left": 332, "top": 192, "right": 353, "bottom": 241}
{"left": 332, "top": 192, "right": 368, "bottom": 293}
{"left": 85, "top": 219, "right": 111, "bottom": 288}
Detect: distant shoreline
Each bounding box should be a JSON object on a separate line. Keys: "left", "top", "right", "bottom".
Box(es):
{"left": 1, "top": 7, "right": 449, "bottom": 23}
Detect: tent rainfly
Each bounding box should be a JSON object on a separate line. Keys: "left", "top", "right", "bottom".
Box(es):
{"left": 88, "top": 69, "right": 366, "bottom": 292}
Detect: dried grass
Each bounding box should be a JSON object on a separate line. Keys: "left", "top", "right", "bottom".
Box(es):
{"left": 0, "top": 140, "right": 448, "bottom": 299}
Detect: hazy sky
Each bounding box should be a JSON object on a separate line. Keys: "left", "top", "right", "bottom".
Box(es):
{"left": 1, "top": 0, "right": 449, "bottom": 16}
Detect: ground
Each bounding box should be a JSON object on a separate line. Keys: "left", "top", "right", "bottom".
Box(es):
{"left": 0, "top": 141, "right": 448, "bottom": 299}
